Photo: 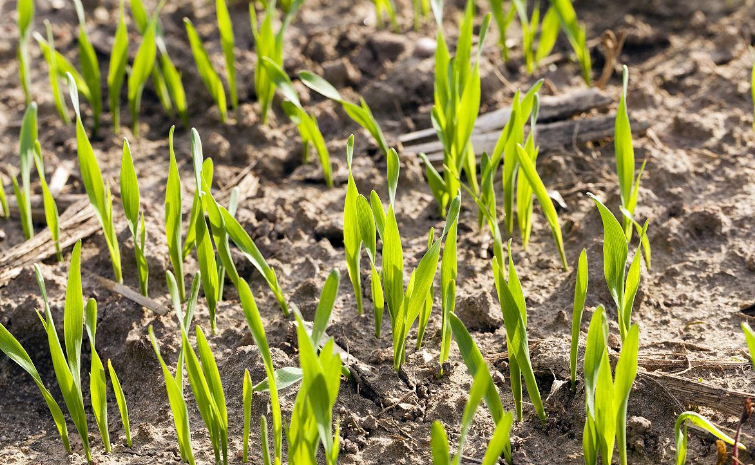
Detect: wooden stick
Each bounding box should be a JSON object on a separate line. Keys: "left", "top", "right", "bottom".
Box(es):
{"left": 412, "top": 113, "right": 650, "bottom": 169}
{"left": 399, "top": 88, "right": 612, "bottom": 146}
{"left": 0, "top": 199, "right": 99, "bottom": 287}
{"left": 84, "top": 270, "right": 169, "bottom": 315}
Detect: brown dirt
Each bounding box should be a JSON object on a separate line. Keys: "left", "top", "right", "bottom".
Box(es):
{"left": 2, "top": 0, "right": 755, "bottom": 464}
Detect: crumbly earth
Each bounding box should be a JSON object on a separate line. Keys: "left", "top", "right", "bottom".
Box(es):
{"left": 2, "top": 0, "right": 755, "bottom": 463}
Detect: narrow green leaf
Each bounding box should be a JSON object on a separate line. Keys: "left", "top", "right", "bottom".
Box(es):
{"left": 570, "top": 249, "right": 588, "bottom": 387}
{"left": 108, "top": 359, "right": 132, "bottom": 447}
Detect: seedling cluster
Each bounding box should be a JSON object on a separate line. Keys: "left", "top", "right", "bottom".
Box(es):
{"left": 1, "top": 0, "right": 752, "bottom": 464}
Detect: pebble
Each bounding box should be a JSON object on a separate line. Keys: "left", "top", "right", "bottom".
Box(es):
{"left": 413, "top": 37, "right": 437, "bottom": 58}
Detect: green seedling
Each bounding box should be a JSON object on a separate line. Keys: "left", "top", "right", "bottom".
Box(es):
{"left": 73, "top": 0, "right": 102, "bottom": 134}
{"left": 570, "top": 249, "right": 588, "bottom": 387}
{"left": 516, "top": 95, "right": 541, "bottom": 249}
{"left": 515, "top": 143, "right": 568, "bottom": 270}
{"left": 547, "top": 0, "right": 592, "bottom": 85}
{"left": 743, "top": 322, "right": 755, "bottom": 369}
{"left": 250, "top": 0, "right": 303, "bottom": 124}
{"left": 121, "top": 139, "right": 149, "bottom": 296}
{"left": 185, "top": 18, "right": 228, "bottom": 123}
{"left": 129, "top": 11, "right": 159, "bottom": 136}
{"left": 238, "top": 278, "right": 283, "bottom": 465}
{"left": 216, "top": 0, "right": 237, "bottom": 111}
{"left": 262, "top": 58, "right": 332, "bottom": 186}
{"left": 0, "top": 174, "right": 8, "bottom": 218}
{"left": 242, "top": 369, "right": 252, "bottom": 463}
{"left": 107, "top": 359, "right": 132, "bottom": 447}
{"left": 165, "top": 126, "right": 186, "bottom": 300}
{"left": 415, "top": 228, "right": 436, "bottom": 350}
{"left": 674, "top": 411, "right": 742, "bottom": 465}
{"left": 589, "top": 194, "right": 645, "bottom": 341}
{"left": 34, "top": 31, "right": 93, "bottom": 123}
{"left": 371, "top": 0, "right": 398, "bottom": 31}
{"left": 344, "top": 136, "right": 364, "bottom": 315}
{"left": 615, "top": 66, "right": 647, "bottom": 242}
{"left": 449, "top": 314, "right": 508, "bottom": 434}
{"left": 489, "top": 0, "right": 516, "bottom": 61}
{"left": 288, "top": 304, "right": 343, "bottom": 465}
{"left": 68, "top": 74, "right": 122, "bottom": 283}
{"left": 509, "top": 0, "right": 560, "bottom": 73}
{"left": 182, "top": 325, "right": 229, "bottom": 465}
{"left": 413, "top": 0, "right": 430, "bottom": 31}
{"left": 582, "top": 306, "right": 639, "bottom": 465}
{"left": 0, "top": 322, "right": 71, "bottom": 454}
{"left": 16, "top": 102, "right": 37, "bottom": 239}
{"left": 17, "top": 0, "right": 34, "bottom": 104}
{"left": 216, "top": 187, "right": 240, "bottom": 302}
{"left": 149, "top": 271, "right": 201, "bottom": 464}
{"left": 492, "top": 241, "right": 546, "bottom": 422}
{"left": 84, "top": 299, "right": 111, "bottom": 452}
{"left": 423, "top": 0, "right": 490, "bottom": 217}
{"left": 187, "top": 129, "right": 221, "bottom": 330}
{"left": 42, "top": 21, "right": 71, "bottom": 124}
{"left": 131, "top": 0, "right": 188, "bottom": 126}
{"left": 34, "top": 242, "right": 92, "bottom": 462}
{"left": 33, "top": 143, "right": 62, "bottom": 260}
{"left": 438, "top": 191, "right": 458, "bottom": 369}
{"left": 108, "top": 0, "right": 128, "bottom": 132}
{"left": 431, "top": 363, "right": 514, "bottom": 465}
{"left": 300, "top": 71, "right": 390, "bottom": 157}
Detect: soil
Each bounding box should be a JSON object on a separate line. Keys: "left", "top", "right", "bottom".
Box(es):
{"left": 2, "top": 0, "right": 755, "bottom": 464}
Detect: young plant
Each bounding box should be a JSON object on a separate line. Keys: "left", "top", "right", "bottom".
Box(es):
{"left": 131, "top": 0, "right": 188, "bottom": 126}
{"left": 108, "top": 0, "right": 128, "bottom": 133}
{"left": 674, "top": 412, "right": 742, "bottom": 465}
{"left": 509, "top": 0, "right": 560, "bottom": 73}
{"left": 343, "top": 136, "right": 364, "bottom": 315}
{"left": 424, "top": 0, "right": 490, "bottom": 216}
{"left": 489, "top": 0, "right": 516, "bottom": 61}
{"left": 165, "top": 126, "right": 186, "bottom": 300}
{"left": 570, "top": 249, "right": 588, "bottom": 387}
{"left": 412, "top": 0, "right": 430, "bottom": 31}
{"left": 371, "top": 0, "right": 398, "bottom": 31}
{"left": 182, "top": 324, "right": 229, "bottom": 464}
{"left": 107, "top": 359, "right": 132, "bottom": 447}
{"left": 121, "top": 139, "right": 149, "bottom": 296}
{"left": 242, "top": 368, "right": 252, "bottom": 463}
{"left": 68, "top": 74, "right": 122, "bottom": 283}
{"left": 73, "top": 0, "right": 103, "bottom": 134}
{"left": 431, "top": 362, "right": 514, "bottom": 465}
{"left": 547, "top": 0, "right": 592, "bottom": 85}
{"left": 17, "top": 0, "right": 34, "bottom": 105}
{"left": 582, "top": 306, "right": 639, "bottom": 465}
{"left": 743, "top": 322, "right": 755, "bottom": 368}
{"left": 34, "top": 142, "right": 62, "bottom": 261}
{"left": 262, "top": 58, "right": 332, "bottom": 187}
{"left": 129, "top": 12, "right": 158, "bottom": 136}
{"left": 0, "top": 322, "right": 71, "bottom": 454}
{"left": 492, "top": 241, "right": 546, "bottom": 422}
{"left": 438, "top": 193, "right": 458, "bottom": 369}
{"left": 300, "top": 71, "right": 390, "bottom": 157}
{"left": 185, "top": 18, "right": 228, "bottom": 123}
{"left": 34, "top": 30, "right": 92, "bottom": 124}
{"left": 288, "top": 305, "right": 343, "bottom": 465}
{"left": 34, "top": 242, "right": 92, "bottom": 462}
{"left": 389, "top": 194, "right": 460, "bottom": 371}
{"left": 615, "top": 66, "right": 647, "bottom": 242}
{"left": 217, "top": 0, "right": 237, "bottom": 112}
{"left": 515, "top": 143, "right": 568, "bottom": 270}
{"left": 250, "top": 0, "right": 303, "bottom": 124}
{"left": 238, "top": 277, "right": 283, "bottom": 465}
{"left": 148, "top": 271, "right": 201, "bottom": 464}
{"left": 449, "top": 313, "right": 509, "bottom": 434}
{"left": 16, "top": 102, "right": 37, "bottom": 240}
{"left": 589, "top": 194, "right": 644, "bottom": 341}
{"left": 216, "top": 187, "right": 240, "bottom": 302}
{"left": 0, "top": 175, "right": 8, "bottom": 218}
{"left": 84, "top": 299, "right": 111, "bottom": 452}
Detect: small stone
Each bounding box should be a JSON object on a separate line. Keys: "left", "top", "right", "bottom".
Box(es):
{"left": 456, "top": 291, "right": 502, "bottom": 332}
{"left": 413, "top": 37, "right": 437, "bottom": 58}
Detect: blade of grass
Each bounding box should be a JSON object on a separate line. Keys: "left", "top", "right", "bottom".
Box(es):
{"left": 108, "top": 0, "right": 128, "bottom": 132}
{"left": 107, "top": 359, "right": 131, "bottom": 447}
